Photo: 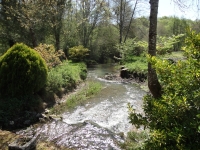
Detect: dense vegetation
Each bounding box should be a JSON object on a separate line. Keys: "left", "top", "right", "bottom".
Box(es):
{"left": 0, "top": 43, "right": 88, "bottom": 129}
{"left": 0, "top": 43, "right": 47, "bottom": 98}
{"left": 128, "top": 30, "right": 200, "bottom": 149}
{"left": 0, "top": 1, "right": 199, "bottom": 63}
{"left": 0, "top": 0, "right": 200, "bottom": 149}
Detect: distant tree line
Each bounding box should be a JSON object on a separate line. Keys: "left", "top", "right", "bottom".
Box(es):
{"left": 0, "top": 0, "right": 200, "bottom": 63}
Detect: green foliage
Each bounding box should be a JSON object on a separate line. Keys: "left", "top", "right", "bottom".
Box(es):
{"left": 0, "top": 43, "right": 48, "bottom": 98}
{"left": 129, "top": 30, "right": 200, "bottom": 149}
{"left": 68, "top": 45, "right": 89, "bottom": 62}
{"left": 34, "top": 44, "right": 65, "bottom": 69}
{"left": 162, "top": 51, "right": 185, "bottom": 61}
{"left": 50, "top": 81, "right": 102, "bottom": 114}
{"left": 124, "top": 56, "right": 148, "bottom": 75}
{"left": 116, "top": 38, "right": 147, "bottom": 63}
{"left": 46, "top": 61, "right": 87, "bottom": 93}
{"left": 0, "top": 95, "right": 42, "bottom": 127}
{"left": 156, "top": 34, "right": 185, "bottom": 55}
{"left": 65, "top": 81, "right": 102, "bottom": 108}
{"left": 90, "top": 25, "right": 119, "bottom": 63}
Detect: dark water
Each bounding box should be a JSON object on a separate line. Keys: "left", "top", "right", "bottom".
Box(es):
{"left": 18, "top": 64, "right": 146, "bottom": 150}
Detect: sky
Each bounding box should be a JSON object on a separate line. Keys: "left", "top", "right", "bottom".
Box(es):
{"left": 158, "top": 0, "right": 200, "bottom": 20}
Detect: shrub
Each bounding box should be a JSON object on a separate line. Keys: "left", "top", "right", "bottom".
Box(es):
{"left": 115, "top": 38, "right": 147, "bottom": 63}
{"left": 46, "top": 61, "right": 87, "bottom": 93}
{"left": 35, "top": 44, "right": 66, "bottom": 69}
{"left": 128, "top": 30, "right": 200, "bottom": 149}
{"left": 0, "top": 43, "right": 48, "bottom": 98}
{"left": 68, "top": 45, "right": 89, "bottom": 62}
{"left": 0, "top": 95, "right": 43, "bottom": 129}
{"left": 124, "top": 56, "right": 148, "bottom": 75}
{"left": 156, "top": 34, "right": 184, "bottom": 55}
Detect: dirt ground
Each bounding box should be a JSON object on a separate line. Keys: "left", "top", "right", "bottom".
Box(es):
{"left": 0, "top": 129, "right": 73, "bottom": 150}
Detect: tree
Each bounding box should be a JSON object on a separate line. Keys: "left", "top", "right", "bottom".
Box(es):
{"left": 44, "top": 0, "right": 70, "bottom": 50}
{"left": 124, "top": 0, "right": 138, "bottom": 43}
{"left": 129, "top": 29, "right": 200, "bottom": 150}
{"left": 77, "top": 0, "right": 106, "bottom": 48}
{"left": 0, "top": 0, "right": 50, "bottom": 47}
{"left": 0, "top": 0, "right": 70, "bottom": 50}
{"left": 148, "top": 0, "right": 161, "bottom": 98}
{"left": 0, "top": 0, "right": 24, "bottom": 48}
{"left": 112, "top": 0, "right": 133, "bottom": 43}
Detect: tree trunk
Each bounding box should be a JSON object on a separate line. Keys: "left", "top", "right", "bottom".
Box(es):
{"left": 124, "top": 0, "right": 138, "bottom": 43}
{"left": 29, "top": 27, "right": 37, "bottom": 47}
{"left": 55, "top": 32, "right": 60, "bottom": 50}
{"left": 119, "top": 0, "right": 123, "bottom": 43}
{"left": 148, "top": 0, "right": 162, "bottom": 98}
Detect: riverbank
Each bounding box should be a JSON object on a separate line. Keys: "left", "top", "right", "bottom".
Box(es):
{"left": 0, "top": 80, "right": 103, "bottom": 150}
{"left": 0, "top": 64, "right": 147, "bottom": 150}
{"left": 103, "top": 65, "right": 149, "bottom": 92}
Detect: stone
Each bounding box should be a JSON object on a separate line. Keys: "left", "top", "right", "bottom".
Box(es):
{"left": 44, "top": 109, "right": 50, "bottom": 114}
{"left": 8, "top": 134, "right": 39, "bottom": 150}
{"left": 9, "top": 121, "right": 14, "bottom": 125}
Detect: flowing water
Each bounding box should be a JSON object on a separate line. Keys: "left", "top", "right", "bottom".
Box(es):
{"left": 18, "top": 64, "right": 146, "bottom": 150}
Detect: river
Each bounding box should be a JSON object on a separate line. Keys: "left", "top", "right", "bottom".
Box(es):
{"left": 18, "top": 64, "right": 146, "bottom": 150}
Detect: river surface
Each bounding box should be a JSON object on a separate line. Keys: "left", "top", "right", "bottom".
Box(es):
{"left": 18, "top": 64, "right": 146, "bottom": 150}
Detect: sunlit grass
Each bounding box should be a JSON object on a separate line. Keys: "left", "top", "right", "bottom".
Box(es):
{"left": 124, "top": 56, "right": 148, "bottom": 75}
{"left": 50, "top": 81, "right": 102, "bottom": 114}
{"left": 161, "top": 51, "right": 185, "bottom": 60}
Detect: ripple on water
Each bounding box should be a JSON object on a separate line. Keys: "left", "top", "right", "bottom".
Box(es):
{"left": 17, "top": 65, "right": 146, "bottom": 149}
{"left": 28, "top": 120, "right": 124, "bottom": 150}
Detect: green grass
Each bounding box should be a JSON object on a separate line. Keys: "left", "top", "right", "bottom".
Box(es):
{"left": 123, "top": 51, "right": 185, "bottom": 75}
{"left": 46, "top": 61, "right": 87, "bottom": 92}
{"left": 161, "top": 51, "right": 185, "bottom": 60}
{"left": 50, "top": 81, "right": 102, "bottom": 114}
{"left": 124, "top": 56, "right": 148, "bottom": 75}
{"left": 66, "top": 81, "right": 102, "bottom": 107}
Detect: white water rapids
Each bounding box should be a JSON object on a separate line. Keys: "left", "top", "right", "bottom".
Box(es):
{"left": 18, "top": 64, "right": 146, "bottom": 150}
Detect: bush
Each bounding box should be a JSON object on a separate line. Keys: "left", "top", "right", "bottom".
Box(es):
{"left": 34, "top": 44, "right": 66, "bottom": 69}
{"left": 115, "top": 38, "right": 147, "bottom": 63}
{"left": 0, "top": 43, "right": 48, "bottom": 98}
{"left": 46, "top": 61, "right": 87, "bottom": 93}
{"left": 156, "top": 34, "right": 184, "bottom": 55}
{"left": 128, "top": 30, "right": 200, "bottom": 149}
{"left": 124, "top": 56, "right": 148, "bottom": 75}
{"left": 68, "top": 45, "right": 89, "bottom": 62}
{"left": 0, "top": 95, "right": 43, "bottom": 129}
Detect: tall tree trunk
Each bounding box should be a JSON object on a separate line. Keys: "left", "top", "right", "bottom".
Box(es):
{"left": 55, "top": 31, "right": 60, "bottom": 50}
{"left": 148, "top": 0, "right": 162, "bottom": 98}
{"left": 124, "top": 0, "right": 138, "bottom": 43}
{"left": 119, "top": 0, "right": 123, "bottom": 43}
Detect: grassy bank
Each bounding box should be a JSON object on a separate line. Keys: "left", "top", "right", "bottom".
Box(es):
{"left": 50, "top": 81, "right": 102, "bottom": 114}
{"left": 0, "top": 61, "right": 87, "bottom": 130}
{"left": 124, "top": 56, "right": 147, "bottom": 75}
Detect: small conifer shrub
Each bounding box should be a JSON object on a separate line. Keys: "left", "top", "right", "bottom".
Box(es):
{"left": 0, "top": 43, "right": 48, "bottom": 98}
